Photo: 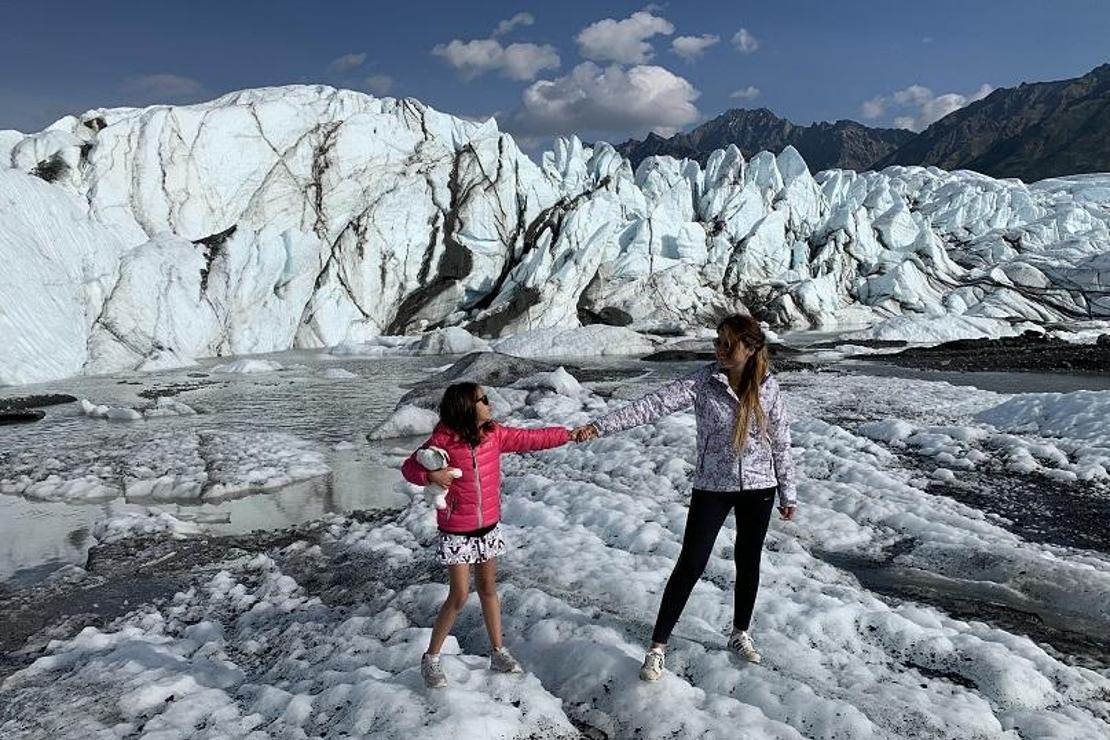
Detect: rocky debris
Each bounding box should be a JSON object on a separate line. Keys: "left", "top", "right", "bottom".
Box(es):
{"left": 0, "top": 394, "right": 77, "bottom": 410}
{"left": 876, "top": 331, "right": 1110, "bottom": 373}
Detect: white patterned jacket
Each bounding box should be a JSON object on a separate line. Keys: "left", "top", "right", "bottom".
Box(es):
{"left": 591, "top": 363, "right": 797, "bottom": 507}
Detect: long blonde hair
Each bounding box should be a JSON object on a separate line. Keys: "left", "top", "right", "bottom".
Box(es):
{"left": 718, "top": 315, "right": 771, "bottom": 452}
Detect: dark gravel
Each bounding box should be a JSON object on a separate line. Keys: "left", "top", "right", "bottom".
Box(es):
{"left": 870, "top": 331, "right": 1110, "bottom": 374}
{"left": 0, "top": 394, "right": 77, "bottom": 410}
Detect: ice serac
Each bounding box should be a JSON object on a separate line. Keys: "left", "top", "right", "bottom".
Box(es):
{"left": 2, "top": 85, "right": 1109, "bottom": 384}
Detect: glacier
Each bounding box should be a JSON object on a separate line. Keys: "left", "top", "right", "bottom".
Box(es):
{"left": 2, "top": 84, "right": 1109, "bottom": 385}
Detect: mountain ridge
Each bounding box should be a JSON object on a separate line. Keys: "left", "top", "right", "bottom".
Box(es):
{"left": 615, "top": 108, "right": 915, "bottom": 172}
{"left": 615, "top": 64, "right": 1110, "bottom": 181}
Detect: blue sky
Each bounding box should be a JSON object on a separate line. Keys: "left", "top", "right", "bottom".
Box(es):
{"left": 1, "top": 1, "right": 1107, "bottom": 148}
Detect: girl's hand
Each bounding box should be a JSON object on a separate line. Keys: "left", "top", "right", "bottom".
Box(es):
{"left": 778, "top": 506, "right": 796, "bottom": 521}
{"left": 428, "top": 469, "right": 458, "bottom": 489}
{"left": 570, "top": 425, "right": 598, "bottom": 443}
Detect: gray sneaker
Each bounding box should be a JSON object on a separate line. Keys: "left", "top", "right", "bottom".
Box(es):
{"left": 490, "top": 647, "right": 523, "bottom": 673}
{"left": 727, "top": 629, "right": 762, "bottom": 664}
{"left": 639, "top": 649, "right": 665, "bottom": 682}
{"left": 421, "top": 653, "right": 448, "bottom": 688}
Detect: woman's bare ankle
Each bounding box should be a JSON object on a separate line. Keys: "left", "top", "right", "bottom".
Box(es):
{"left": 649, "top": 642, "right": 666, "bottom": 653}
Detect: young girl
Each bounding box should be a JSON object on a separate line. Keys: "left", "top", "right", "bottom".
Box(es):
{"left": 573, "top": 314, "right": 797, "bottom": 681}
{"left": 401, "top": 381, "right": 571, "bottom": 689}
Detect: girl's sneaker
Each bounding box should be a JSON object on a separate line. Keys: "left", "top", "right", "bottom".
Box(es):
{"left": 727, "top": 629, "right": 762, "bottom": 664}
{"left": 639, "top": 648, "right": 665, "bottom": 682}
{"left": 421, "top": 653, "right": 448, "bottom": 688}
{"left": 490, "top": 647, "right": 523, "bottom": 673}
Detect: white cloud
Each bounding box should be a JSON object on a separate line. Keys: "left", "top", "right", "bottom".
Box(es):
{"left": 508, "top": 61, "right": 700, "bottom": 137}
{"left": 432, "top": 38, "right": 560, "bottom": 81}
{"left": 861, "top": 82, "right": 993, "bottom": 131}
{"left": 328, "top": 52, "right": 368, "bottom": 73}
{"left": 892, "top": 84, "right": 933, "bottom": 106}
{"left": 363, "top": 74, "right": 394, "bottom": 96}
{"left": 972, "top": 83, "right": 994, "bottom": 100}
{"left": 492, "top": 12, "right": 534, "bottom": 37}
{"left": 860, "top": 96, "right": 886, "bottom": 119}
{"left": 120, "top": 74, "right": 205, "bottom": 102}
{"left": 432, "top": 39, "right": 503, "bottom": 79}
{"left": 502, "top": 43, "right": 562, "bottom": 81}
{"left": 731, "top": 28, "right": 759, "bottom": 54}
{"left": 729, "top": 86, "right": 761, "bottom": 101}
{"left": 917, "top": 90, "right": 988, "bottom": 127}
{"left": 575, "top": 11, "right": 674, "bottom": 65}
{"left": 671, "top": 34, "right": 720, "bottom": 61}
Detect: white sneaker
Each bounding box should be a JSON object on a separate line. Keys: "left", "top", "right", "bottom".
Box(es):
{"left": 421, "top": 653, "right": 448, "bottom": 688}
{"left": 639, "top": 648, "right": 665, "bottom": 682}
{"left": 727, "top": 629, "right": 762, "bottom": 664}
{"left": 490, "top": 647, "right": 523, "bottom": 673}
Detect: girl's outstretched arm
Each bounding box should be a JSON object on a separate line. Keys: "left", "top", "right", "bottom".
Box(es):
{"left": 496, "top": 424, "right": 571, "bottom": 453}
{"left": 588, "top": 363, "right": 712, "bottom": 437}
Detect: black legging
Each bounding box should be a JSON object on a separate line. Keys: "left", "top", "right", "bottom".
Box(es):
{"left": 651, "top": 487, "right": 777, "bottom": 645}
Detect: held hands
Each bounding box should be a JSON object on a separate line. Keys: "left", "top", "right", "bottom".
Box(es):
{"left": 570, "top": 424, "right": 599, "bottom": 443}
{"left": 778, "top": 506, "right": 796, "bottom": 521}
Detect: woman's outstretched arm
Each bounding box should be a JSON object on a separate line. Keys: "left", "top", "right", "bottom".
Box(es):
{"left": 586, "top": 364, "right": 712, "bottom": 437}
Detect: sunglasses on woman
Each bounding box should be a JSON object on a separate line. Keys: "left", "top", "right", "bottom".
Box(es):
{"left": 476, "top": 395, "right": 490, "bottom": 406}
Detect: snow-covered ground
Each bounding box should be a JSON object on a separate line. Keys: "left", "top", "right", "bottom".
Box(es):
{"left": 2, "top": 353, "right": 1108, "bottom": 739}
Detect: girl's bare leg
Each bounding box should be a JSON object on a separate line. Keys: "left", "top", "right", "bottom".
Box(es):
{"left": 474, "top": 558, "right": 503, "bottom": 650}
{"left": 427, "top": 563, "right": 470, "bottom": 654}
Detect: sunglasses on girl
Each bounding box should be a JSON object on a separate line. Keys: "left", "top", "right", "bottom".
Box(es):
{"left": 476, "top": 395, "right": 490, "bottom": 405}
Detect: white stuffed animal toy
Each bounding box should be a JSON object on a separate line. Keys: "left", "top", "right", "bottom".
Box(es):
{"left": 415, "top": 446, "right": 462, "bottom": 510}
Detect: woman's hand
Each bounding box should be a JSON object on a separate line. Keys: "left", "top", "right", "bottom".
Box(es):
{"left": 428, "top": 468, "right": 459, "bottom": 489}
{"left": 778, "top": 506, "right": 796, "bottom": 521}
{"left": 570, "top": 425, "right": 598, "bottom": 443}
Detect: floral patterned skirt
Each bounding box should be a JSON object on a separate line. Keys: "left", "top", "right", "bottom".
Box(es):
{"left": 437, "top": 523, "right": 507, "bottom": 565}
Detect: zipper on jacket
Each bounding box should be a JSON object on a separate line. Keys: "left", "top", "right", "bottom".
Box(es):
{"left": 715, "top": 373, "right": 745, "bottom": 490}
{"left": 471, "top": 447, "right": 484, "bottom": 529}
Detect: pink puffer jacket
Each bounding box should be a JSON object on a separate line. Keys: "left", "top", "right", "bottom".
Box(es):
{"left": 402, "top": 421, "right": 570, "bottom": 533}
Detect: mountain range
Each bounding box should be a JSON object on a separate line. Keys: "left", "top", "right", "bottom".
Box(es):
{"left": 616, "top": 64, "right": 1110, "bottom": 182}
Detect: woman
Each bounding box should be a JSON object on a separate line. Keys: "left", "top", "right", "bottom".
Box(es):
{"left": 573, "top": 314, "right": 797, "bottom": 682}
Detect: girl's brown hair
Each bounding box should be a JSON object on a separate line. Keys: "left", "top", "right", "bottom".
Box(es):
{"left": 717, "top": 314, "right": 771, "bottom": 452}
{"left": 439, "top": 382, "right": 491, "bottom": 447}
